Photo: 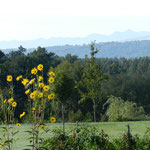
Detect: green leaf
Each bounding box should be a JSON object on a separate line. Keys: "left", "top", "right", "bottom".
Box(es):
{"left": 39, "top": 147, "right": 48, "bottom": 150}
{"left": 4, "top": 140, "right": 13, "bottom": 144}
{"left": 12, "top": 131, "right": 19, "bottom": 136}
{"left": 25, "top": 131, "right": 33, "bottom": 134}
{"left": 1, "top": 127, "right": 7, "bottom": 130}
{"left": 27, "top": 137, "right": 34, "bottom": 140}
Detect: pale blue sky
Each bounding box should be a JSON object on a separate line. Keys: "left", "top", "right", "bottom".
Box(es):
{"left": 0, "top": 0, "right": 150, "bottom": 41}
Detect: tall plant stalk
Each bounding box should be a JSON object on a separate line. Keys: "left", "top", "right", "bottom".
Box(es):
{"left": 0, "top": 76, "right": 19, "bottom": 150}
{"left": 21, "top": 64, "right": 56, "bottom": 150}
{"left": 62, "top": 103, "right": 65, "bottom": 134}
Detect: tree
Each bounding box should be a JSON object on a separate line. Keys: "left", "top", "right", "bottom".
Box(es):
{"left": 53, "top": 70, "right": 75, "bottom": 133}
{"left": 104, "top": 96, "right": 145, "bottom": 121}
{"left": 0, "top": 50, "right": 6, "bottom": 64}
{"left": 0, "top": 50, "right": 5, "bottom": 59}
{"left": 78, "top": 42, "right": 108, "bottom": 122}
{"left": 7, "top": 45, "right": 26, "bottom": 59}
{"left": 65, "top": 54, "right": 78, "bottom": 64}
{"left": 18, "top": 45, "right": 26, "bottom": 54}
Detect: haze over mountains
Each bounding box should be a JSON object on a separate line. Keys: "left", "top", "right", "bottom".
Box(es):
{"left": 1, "top": 30, "right": 150, "bottom": 49}
{"left": 2, "top": 30, "right": 150, "bottom": 58}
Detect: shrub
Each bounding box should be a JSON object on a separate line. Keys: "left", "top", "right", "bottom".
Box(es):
{"left": 85, "top": 112, "right": 93, "bottom": 122}
{"left": 104, "top": 96, "right": 145, "bottom": 121}
{"left": 40, "top": 124, "right": 114, "bottom": 150}
{"left": 74, "top": 110, "right": 84, "bottom": 122}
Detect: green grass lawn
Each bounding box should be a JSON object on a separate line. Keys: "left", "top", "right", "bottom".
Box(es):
{"left": 1, "top": 121, "right": 150, "bottom": 150}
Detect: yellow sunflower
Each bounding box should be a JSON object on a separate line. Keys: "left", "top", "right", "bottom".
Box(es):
{"left": 4, "top": 99, "right": 7, "bottom": 104}
{"left": 38, "top": 93, "right": 43, "bottom": 98}
{"left": 38, "top": 76, "right": 43, "bottom": 82}
{"left": 31, "top": 68, "right": 38, "bottom": 75}
{"left": 43, "top": 85, "right": 49, "bottom": 92}
{"left": 37, "top": 64, "right": 43, "bottom": 71}
{"left": 16, "top": 123, "right": 21, "bottom": 126}
{"left": 48, "top": 77, "right": 54, "bottom": 83}
{"left": 48, "top": 93, "right": 55, "bottom": 100}
{"left": 30, "top": 92, "right": 36, "bottom": 99}
{"left": 25, "top": 89, "right": 30, "bottom": 95}
{"left": 29, "top": 79, "right": 35, "bottom": 84}
{"left": 22, "top": 78, "right": 29, "bottom": 86}
{"left": 7, "top": 75, "right": 12, "bottom": 82}
{"left": 8, "top": 98, "right": 13, "bottom": 103}
{"left": 40, "top": 124, "right": 45, "bottom": 130}
{"left": 12, "top": 102, "right": 17, "bottom": 107}
{"left": 39, "top": 83, "right": 44, "bottom": 88}
{"left": 16, "top": 75, "right": 22, "bottom": 81}
{"left": 32, "top": 107, "right": 36, "bottom": 112}
{"left": 50, "top": 117, "right": 56, "bottom": 123}
{"left": 20, "top": 112, "right": 25, "bottom": 118}
{"left": 49, "top": 71, "right": 54, "bottom": 76}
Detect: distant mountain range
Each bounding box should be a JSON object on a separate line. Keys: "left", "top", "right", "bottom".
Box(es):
{"left": 1, "top": 30, "right": 150, "bottom": 49}
{"left": 2, "top": 40, "right": 150, "bottom": 58}
{"left": 45, "top": 40, "right": 150, "bottom": 58}
{"left": 2, "top": 30, "right": 150, "bottom": 58}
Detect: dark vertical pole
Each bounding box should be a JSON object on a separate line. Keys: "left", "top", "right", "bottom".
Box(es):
{"left": 62, "top": 103, "right": 65, "bottom": 134}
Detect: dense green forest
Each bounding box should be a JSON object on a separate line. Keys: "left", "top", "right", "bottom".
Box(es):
{"left": 0, "top": 45, "right": 150, "bottom": 122}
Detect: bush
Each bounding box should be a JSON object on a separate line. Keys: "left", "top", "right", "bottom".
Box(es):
{"left": 85, "top": 112, "right": 93, "bottom": 122}
{"left": 113, "top": 127, "right": 150, "bottom": 150}
{"left": 40, "top": 124, "right": 113, "bottom": 150}
{"left": 104, "top": 96, "right": 146, "bottom": 121}
{"left": 74, "top": 110, "right": 84, "bottom": 122}
{"left": 40, "top": 124, "right": 150, "bottom": 150}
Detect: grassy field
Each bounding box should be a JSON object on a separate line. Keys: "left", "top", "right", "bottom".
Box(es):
{"left": 1, "top": 121, "right": 150, "bottom": 150}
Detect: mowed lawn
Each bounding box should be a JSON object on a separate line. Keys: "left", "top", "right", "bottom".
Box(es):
{"left": 1, "top": 121, "right": 150, "bottom": 150}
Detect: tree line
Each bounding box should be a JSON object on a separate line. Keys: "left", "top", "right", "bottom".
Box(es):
{"left": 0, "top": 45, "right": 150, "bottom": 122}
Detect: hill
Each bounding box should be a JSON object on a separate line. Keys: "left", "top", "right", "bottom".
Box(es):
{"left": 2, "top": 40, "right": 150, "bottom": 58}
{"left": 45, "top": 40, "right": 150, "bottom": 58}
{"left": 1, "top": 30, "right": 150, "bottom": 49}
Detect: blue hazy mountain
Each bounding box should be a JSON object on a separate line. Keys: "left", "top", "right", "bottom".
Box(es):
{"left": 2, "top": 30, "right": 150, "bottom": 58}
{"left": 44, "top": 40, "right": 150, "bottom": 58}
{"left": 1, "top": 30, "right": 150, "bottom": 49}
{"left": 2, "top": 40, "right": 150, "bottom": 58}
